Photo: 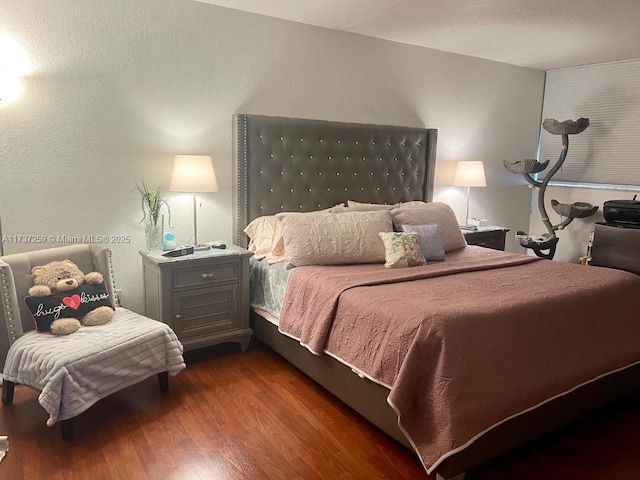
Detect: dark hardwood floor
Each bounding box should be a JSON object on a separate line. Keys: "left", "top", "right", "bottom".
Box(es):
{"left": 1, "top": 341, "right": 640, "bottom": 480}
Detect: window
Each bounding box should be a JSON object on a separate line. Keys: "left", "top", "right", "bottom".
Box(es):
{"left": 539, "top": 57, "right": 640, "bottom": 187}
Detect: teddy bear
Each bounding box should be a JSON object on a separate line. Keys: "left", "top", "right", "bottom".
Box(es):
{"left": 27, "top": 259, "right": 115, "bottom": 335}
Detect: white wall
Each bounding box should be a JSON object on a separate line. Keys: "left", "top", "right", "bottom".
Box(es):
{"left": 0, "top": 0, "right": 544, "bottom": 314}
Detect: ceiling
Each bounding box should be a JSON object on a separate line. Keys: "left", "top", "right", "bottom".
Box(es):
{"left": 195, "top": 0, "right": 640, "bottom": 70}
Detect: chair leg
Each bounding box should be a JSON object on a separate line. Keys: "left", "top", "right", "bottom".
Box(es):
{"left": 1, "top": 380, "right": 14, "bottom": 405}
{"left": 61, "top": 419, "right": 74, "bottom": 441}
{"left": 158, "top": 371, "right": 169, "bottom": 393}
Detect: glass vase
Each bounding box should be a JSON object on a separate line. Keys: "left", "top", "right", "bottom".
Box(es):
{"left": 144, "top": 221, "right": 162, "bottom": 252}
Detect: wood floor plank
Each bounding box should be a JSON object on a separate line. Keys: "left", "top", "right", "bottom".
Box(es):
{"left": 1, "top": 342, "right": 640, "bottom": 479}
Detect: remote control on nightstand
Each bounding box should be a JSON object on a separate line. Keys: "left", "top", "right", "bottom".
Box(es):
{"left": 161, "top": 246, "right": 194, "bottom": 257}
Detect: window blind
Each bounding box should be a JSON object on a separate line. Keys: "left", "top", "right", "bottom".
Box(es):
{"left": 539, "top": 57, "right": 640, "bottom": 187}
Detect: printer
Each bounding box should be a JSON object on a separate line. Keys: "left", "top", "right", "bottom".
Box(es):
{"left": 603, "top": 195, "right": 640, "bottom": 227}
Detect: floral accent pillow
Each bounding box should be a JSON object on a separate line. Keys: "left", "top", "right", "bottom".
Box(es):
{"left": 378, "top": 232, "right": 426, "bottom": 268}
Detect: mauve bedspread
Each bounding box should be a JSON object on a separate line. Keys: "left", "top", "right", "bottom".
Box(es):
{"left": 278, "top": 247, "right": 640, "bottom": 473}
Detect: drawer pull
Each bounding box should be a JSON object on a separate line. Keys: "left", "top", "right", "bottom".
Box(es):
{"left": 200, "top": 273, "right": 215, "bottom": 279}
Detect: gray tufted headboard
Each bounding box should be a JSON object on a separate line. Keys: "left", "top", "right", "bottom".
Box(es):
{"left": 234, "top": 114, "right": 437, "bottom": 247}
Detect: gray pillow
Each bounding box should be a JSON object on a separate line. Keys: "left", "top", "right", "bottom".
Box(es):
{"left": 400, "top": 224, "right": 446, "bottom": 261}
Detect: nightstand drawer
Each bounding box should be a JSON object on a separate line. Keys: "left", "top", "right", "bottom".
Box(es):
{"left": 173, "top": 284, "right": 238, "bottom": 340}
{"left": 173, "top": 260, "right": 239, "bottom": 289}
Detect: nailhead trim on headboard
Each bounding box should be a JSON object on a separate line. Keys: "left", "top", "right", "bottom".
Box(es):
{"left": 234, "top": 114, "right": 249, "bottom": 247}
{"left": 234, "top": 114, "right": 437, "bottom": 247}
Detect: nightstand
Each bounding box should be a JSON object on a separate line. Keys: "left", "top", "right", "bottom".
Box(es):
{"left": 463, "top": 226, "right": 509, "bottom": 251}
{"left": 140, "top": 245, "right": 253, "bottom": 352}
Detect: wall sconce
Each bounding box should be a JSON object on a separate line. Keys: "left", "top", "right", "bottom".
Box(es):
{"left": 0, "top": 76, "right": 22, "bottom": 103}
{"left": 0, "top": 33, "right": 33, "bottom": 104}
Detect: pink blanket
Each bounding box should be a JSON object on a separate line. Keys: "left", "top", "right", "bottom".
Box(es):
{"left": 279, "top": 247, "right": 640, "bottom": 473}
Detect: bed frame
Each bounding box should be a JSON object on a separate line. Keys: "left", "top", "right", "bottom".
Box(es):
{"left": 233, "top": 113, "right": 640, "bottom": 479}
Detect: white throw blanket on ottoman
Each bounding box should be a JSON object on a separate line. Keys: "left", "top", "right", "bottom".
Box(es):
{"left": 2, "top": 308, "right": 185, "bottom": 426}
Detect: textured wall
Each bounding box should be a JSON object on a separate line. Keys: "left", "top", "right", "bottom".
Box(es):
{"left": 0, "top": 0, "right": 544, "bottom": 313}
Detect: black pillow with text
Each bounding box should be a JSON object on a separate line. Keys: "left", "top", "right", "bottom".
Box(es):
{"left": 25, "top": 283, "right": 114, "bottom": 332}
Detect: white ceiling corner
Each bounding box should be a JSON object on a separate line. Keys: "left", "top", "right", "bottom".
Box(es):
{"left": 194, "top": 0, "right": 640, "bottom": 70}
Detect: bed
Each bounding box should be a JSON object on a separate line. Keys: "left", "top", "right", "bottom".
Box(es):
{"left": 233, "top": 113, "right": 640, "bottom": 479}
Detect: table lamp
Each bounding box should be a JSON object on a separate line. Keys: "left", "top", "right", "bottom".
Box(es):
{"left": 453, "top": 161, "right": 486, "bottom": 228}
{"left": 169, "top": 155, "right": 219, "bottom": 249}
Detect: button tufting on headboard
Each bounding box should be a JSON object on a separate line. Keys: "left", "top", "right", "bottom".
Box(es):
{"left": 234, "top": 114, "right": 437, "bottom": 247}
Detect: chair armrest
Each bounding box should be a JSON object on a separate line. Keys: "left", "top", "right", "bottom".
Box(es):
{"left": 89, "top": 246, "right": 119, "bottom": 307}
{"left": 0, "top": 259, "right": 24, "bottom": 369}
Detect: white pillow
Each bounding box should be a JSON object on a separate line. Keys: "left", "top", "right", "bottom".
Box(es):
{"left": 277, "top": 210, "right": 393, "bottom": 268}
{"left": 391, "top": 202, "right": 467, "bottom": 252}
{"left": 243, "top": 216, "right": 285, "bottom": 264}
{"left": 245, "top": 206, "right": 345, "bottom": 264}
{"left": 346, "top": 200, "right": 399, "bottom": 211}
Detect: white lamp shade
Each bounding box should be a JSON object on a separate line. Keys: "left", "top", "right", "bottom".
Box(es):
{"left": 169, "top": 155, "right": 219, "bottom": 193}
{"left": 452, "top": 161, "right": 487, "bottom": 187}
